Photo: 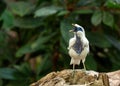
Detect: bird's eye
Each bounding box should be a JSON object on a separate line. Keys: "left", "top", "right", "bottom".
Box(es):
{"left": 73, "top": 27, "right": 77, "bottom": 32}
{"left": 77, "top": 27, "right": 83, "bottom": 32}
{"left": 73, "top": 27, "right": 83, "bottom": 32}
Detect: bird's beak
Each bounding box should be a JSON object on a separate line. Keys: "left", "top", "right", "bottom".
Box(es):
{"left": 72, "top": 23, "right": 75, "bottom": 27}
{"left": 69, "top": 23, "right": 76, "bottom": 32}
{"left": 69, "top": 29, "right": 74, "bottom": 32}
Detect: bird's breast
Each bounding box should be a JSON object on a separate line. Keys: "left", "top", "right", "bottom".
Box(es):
{"left": 69, "top": 46, "right": 89, "bottom": 59}
{"left": 72, "top": 36, "right": 83, "bottom": 54}
{"left": 69, "top": 48, "right": 80, "bottom": 59}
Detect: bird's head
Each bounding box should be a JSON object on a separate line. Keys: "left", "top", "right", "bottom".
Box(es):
{"left": 69, "top": 24, "right": 85, "bottom": 37}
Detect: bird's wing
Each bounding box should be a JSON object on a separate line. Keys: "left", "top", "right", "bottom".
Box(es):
{"left": 68, "top": 37, "right": 76, "bottom": 50}
{"left": 84, "top": 39, "right": 89, "bottom": 53}
{"left": 72, "top": 37, "right": 83, "bottom": 54}
{"left": 80, "top": 37, "right": 89, "bottom": 54}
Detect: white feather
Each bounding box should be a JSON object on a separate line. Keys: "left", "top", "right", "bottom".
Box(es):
{"left": 68, "top": 24, "right": 89, "bottom": 67}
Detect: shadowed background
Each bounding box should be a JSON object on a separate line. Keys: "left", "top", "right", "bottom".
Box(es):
{"left": 0, "top": 0, "right": 120, "bottom": 86}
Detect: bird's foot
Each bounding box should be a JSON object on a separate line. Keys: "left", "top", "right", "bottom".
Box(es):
{"left": 86, "top": 70, "right": 99, "bottom": 77}
{"left": 82, "top": 62, "right": 87, "bottom": 74}
{"left": 72, "top": 69, "right": 76, "bottom": 77}
{"left": 81, "top": 68, "right": 87, "bottom": 74}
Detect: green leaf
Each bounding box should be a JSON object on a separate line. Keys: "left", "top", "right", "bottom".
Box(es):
{"left": 36, "top": 54, "right": 52, "bottom": 76}
{"left": 91, "top": 11, "right": 102, "bottom": 26}
{"left": 0, "top": 68, "right": 16, "bottom": 80}
{"left": 103, "top": 11, "right": 114, "bottom": 27}
{"left": 115, "top": 0, "right": 120, "bottom": 4}
{"left": 16, "top": 43, "right": 32, "bottom": 57}
{"left": 9, "top": 1, "right": 34, "bottom": 17}
{"left": 74, "top": 9, "right": 93, "bottom": 14}
{"left": 13, "top": 63, "right": 32, "bottom": 85}
{"left": 60, "top": 19, "right": 74, "bottom": 43}
{"left": 14, "top": 63, "right": 31, "bottom": 76}
{"left": 14, "top": 17, "right": 43, "bottom": 29}
{"left": 57, "top": 10, "right": 69, "bottom": 16}
{"left": 0, "top": 31, "right": 7, "bottom": 43}
{"left": 16, "top": 36, "right": 53, "bottom": 57}
{"left": 1, "top": 10, "right": 14, "bottom": 29}
{"left": 34, "top": 6, "right": 62, "bottom": 17}
{"left": 0, "top": 79, "right": 3, "bottom": 86}
{"left": 0, "top": 0, "right": 6, "bottom": 16}
{"left": 60, "top": 38, "right": 68, "bottom": 54}
{"left": 87, "top": 32, "right": 111, "bottom": 48}
{"left": 105, "top": 35, "right": 120, "bottom": 51}
{"left": 86, "top": 54, "right": 97, "bottom": 70}
{"left": 105, "top": 0, "right": 120, "bottom": 9}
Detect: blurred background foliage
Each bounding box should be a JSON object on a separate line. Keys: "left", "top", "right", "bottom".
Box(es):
{"left": 0, "top": 0, "right": 120, "bottom": 86}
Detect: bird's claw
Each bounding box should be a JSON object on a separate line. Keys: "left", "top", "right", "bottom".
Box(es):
{"left": 72, "top": 69, "right": 76, "bottom": 77}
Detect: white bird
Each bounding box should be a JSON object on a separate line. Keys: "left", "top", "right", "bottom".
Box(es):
{"left": 68, "top": 24, "right": 89, "bottom": 72}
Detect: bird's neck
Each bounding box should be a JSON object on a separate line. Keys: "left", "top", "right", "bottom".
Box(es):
{"left": 74, "top": 33, "right": 85, "bottom": 38}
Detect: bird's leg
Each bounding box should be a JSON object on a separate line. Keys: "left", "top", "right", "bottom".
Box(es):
{"left": 82, "top": 60, "right": 86, "bottom": 73}
{"left": 72, "top": 64, "right": 75, "bottom": 77}
{"left": 73, "top": 64, "right": 75, "bottom": 71}
{"left": 83, "top": 62, "right": 86, "bottom": 71}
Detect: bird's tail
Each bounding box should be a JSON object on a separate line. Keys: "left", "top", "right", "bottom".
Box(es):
{"left": 70, "top": 58, "right": 81, "bottom": 65}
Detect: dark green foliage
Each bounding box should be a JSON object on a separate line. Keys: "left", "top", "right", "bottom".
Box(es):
{"left": 0, "top": 0, "right": 120, "bottom": 85}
